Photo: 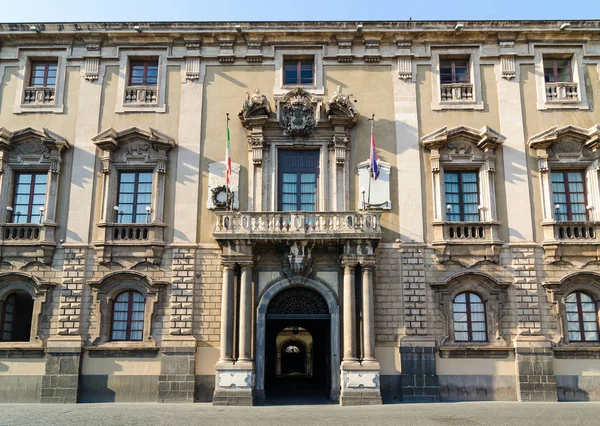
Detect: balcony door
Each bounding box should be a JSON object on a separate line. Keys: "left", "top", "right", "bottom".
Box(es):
{"left": 278, "top": 150, "right": 319, "bottom": 212}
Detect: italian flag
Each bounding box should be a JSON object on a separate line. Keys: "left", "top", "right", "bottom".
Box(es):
{"left": 225, "top": 120, "right": 231, "bottom": 185}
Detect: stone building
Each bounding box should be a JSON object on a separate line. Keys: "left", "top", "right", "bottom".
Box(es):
{"left": 0, "top": 20, "right": 599, "bottom": 405}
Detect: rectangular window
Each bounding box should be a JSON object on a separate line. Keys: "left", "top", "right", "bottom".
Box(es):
{"left": 11, "top": 173, "right": 47, "bottom": 224}
{"left": 552, "top": 171, "right": 587, "bottom": 221}
{"left": 29, "top": 61, "right": 57, "bottom": 87}
{"left": 440, "top": 58, "right": 470, "bottom": 84}
{"left": 116, "top": 171, "right": 153, "bottom": 224}
{"left": 444, "top": 171, "right": 479, "bottom": 222}
{"left": 283, "top": 58, "right": 314, "bottom": 85}
{"left": 278, "top": 150, "right": 319, "bottom": 211}
{"left": 544, "top": 58, "right": 573, "bottom": 83}
{"left": 128, "top": 60, "right": 159, "bottom": 86}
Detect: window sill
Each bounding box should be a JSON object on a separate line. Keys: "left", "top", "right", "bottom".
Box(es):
{"left": 438, "top": 346, "right": 513, "bottom": 359}
{"left": 0, "top": 341, "right": 46, "bottom": 358}
{"left": 432, "top": 100, "right": 484, "bottom": 111}
{"left": 87, "top": 341, "right": 159, "bottom": 357}
{"left": 553, "top": 346, "right": 600, "bottom": 359}
{"left": 12, "top": 103, "right": 64, "bottom": 114}
{"left": 536, "top": 101, "right": 589, "bottom": 111}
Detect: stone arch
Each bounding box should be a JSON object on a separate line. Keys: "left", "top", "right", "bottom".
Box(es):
{"left": 0, "top": 273, "right": 55, "bottom": 345}
{"left": 432, "top": 272, "right": 509, "bottom": 346}
{"left": 89, "top": 271, "right": 167, "bottom": 345}
{"left": 544, "top": 271, "right": 600, "bottom": 344}
{"left": 256, "top": 277, "right": 340, "bottom": 402}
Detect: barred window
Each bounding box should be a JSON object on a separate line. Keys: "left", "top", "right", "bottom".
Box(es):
{"left": 453, "top": 292, "right": 487, "bottom": 342}
{"left": 111, "top": 290, "right": 145, "bottom": 341}
{"left": 566, "top": 292, "right": 599, "bottom": 342}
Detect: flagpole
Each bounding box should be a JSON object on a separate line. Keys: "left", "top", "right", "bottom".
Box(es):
{"left": 367, "top": 114, "right": 375, "bottom": 209}
{"left": 225, "top": 113, "right": 230, "bottom": 211}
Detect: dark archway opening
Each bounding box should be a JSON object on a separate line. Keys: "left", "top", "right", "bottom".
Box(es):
{"left": 1, "top": 291, "right": 34, "bottom": 342}
{"left": 264, "top": 286, "right": 332, "bottom": 405}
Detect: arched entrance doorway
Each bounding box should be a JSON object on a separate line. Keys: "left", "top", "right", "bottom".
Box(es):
{"left": 256, "top": 279, "right": 340, "bottom": 404}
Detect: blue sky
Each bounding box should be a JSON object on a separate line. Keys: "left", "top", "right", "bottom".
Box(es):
{"left": 2, "top": 0, "right": 599, "bottom": 22}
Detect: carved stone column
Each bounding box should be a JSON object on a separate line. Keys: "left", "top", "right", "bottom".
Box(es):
{"left": 340, "top": 252, "right": 382, "bottom": 406}
{"left": 219, "top": 263, "right": 235, "bottom": 361}
{"left": 361, "top": 263, "right": 376, "bottom": 362}
{"left": 238, "top": 263, "right": 253, "bottom": 361}
{"left": 214, "top": 249, "right": 255, "bottom": 406}
{"left": 342, "top": 261, "right": 358, "bottom": 362}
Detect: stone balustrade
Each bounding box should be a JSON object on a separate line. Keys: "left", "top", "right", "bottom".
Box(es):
{"left": 548, "top": 222, "right": 598, "bottom": 241}
{"left": 213, "top": 211, "right": 382, "bottom": 240}
{"left": 94, "top": 223, "right": 166, "bottom": 264}
{"left": 434, "top": 221, "right": 500, "bottom": 242}
{"left": 23, "top": 87, "right": 55, "bottom": 104}
{"left": 440, "top": 83, "right": 474, "bottom": 101}
{"left": 125, "top": 86, "right": 158, "bottom": 104}
{"left": 545, "top": 82, "right": 579, "bottom": 102}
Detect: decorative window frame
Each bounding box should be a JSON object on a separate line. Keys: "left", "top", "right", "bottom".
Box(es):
{"left": 0, "top": 127, "right": 70, "bottom": 262}
{"left": 421, "top": 125, "right": 505, "bottom": 265}
{"left": 529, "top": 125, "right": 600, "bottom": 261}
{"left": 88, "top": 271, "right": 167, "bottom": 348}
{"left": 115, "top": 49, "right": 168, "bottom": 113}
{"left": 431, "top": 46, "right": 484, "bottom": 111}
{"left": 92, "top": 127, "right": 175, "bottom": 265}
{"left": 273, "top": 46, "right": 324, "bottom": 96}
{"left": 534, "top": 45, "right": 589, "bottom": 110}
{"left": 0, "top": 273, "right": 55, "bottom": 348}
{"left": 12, "top": 49, "right": 68, "bottom": 114}
{"left": 543, "top": 272, "right": 600, "bottom": 346}
{"left": 431, "top": 272, "right": 510, "bottom": 349}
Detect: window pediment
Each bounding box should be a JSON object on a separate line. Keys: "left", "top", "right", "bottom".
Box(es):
{"left": 93, "top": 127, "right": 175, "bottom": 175}
{"left": 0, "top": 127, "right": 70, "bottom": 172}
{"left": 529, "top": 125, "right": 600, "bottom": 165}
{"left": 421, "top": 125, "right": 505, "bottom": 156}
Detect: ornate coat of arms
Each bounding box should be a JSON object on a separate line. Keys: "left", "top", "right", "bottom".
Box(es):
{"left": 280, "top": 87, "right": 316, "bottom": 137}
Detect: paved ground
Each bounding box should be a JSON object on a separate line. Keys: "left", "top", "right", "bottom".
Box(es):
{"left": 1, "top": 402, "right": 599, "bottom": 426}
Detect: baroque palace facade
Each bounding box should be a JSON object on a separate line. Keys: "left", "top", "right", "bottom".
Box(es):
{"left": 0, "top": 19, "right": 599, "bottom": 405}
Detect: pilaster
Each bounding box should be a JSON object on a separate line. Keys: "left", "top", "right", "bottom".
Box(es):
{"left": 495, "top": 53, "right": 534, "bottom": 242}
{"left": 399, "top": 337, "right": 440, "bottom": 402}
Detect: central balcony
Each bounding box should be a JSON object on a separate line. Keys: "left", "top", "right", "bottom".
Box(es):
{"left": 213, "top": 211, "right": 382, "bottom": 242}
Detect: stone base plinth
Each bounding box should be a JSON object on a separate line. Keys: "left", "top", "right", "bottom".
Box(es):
{"left": 158, "top": 338, "right": 197, "bottom": 403}
{"left": 400, "top": 339, "right": 440, "bottom": 402}
{"left": 212, "top": 361, "right": 255, "bottom": 406}
{"left": 515, "top": 337, "right": 557, "bottom": 402}
{"left": 340, "top": 361, "right": 382, "bottom": 406}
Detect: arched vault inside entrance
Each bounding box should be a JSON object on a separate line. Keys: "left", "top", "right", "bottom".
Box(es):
{"left": 263, "top": 286, "right": 333, "bottom": 403}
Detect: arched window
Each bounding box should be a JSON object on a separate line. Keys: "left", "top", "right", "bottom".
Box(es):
{"left": 566, "top": 292, "right": 599, "bottom": 342}
{"left": 0, "top": 291, "right": 34, "bottom": 342}
{"left": 453, "top": 292, "right": 487, "bottom": 342}
{"left": 111, "top": 290, "right": 145, "bottom": 341}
